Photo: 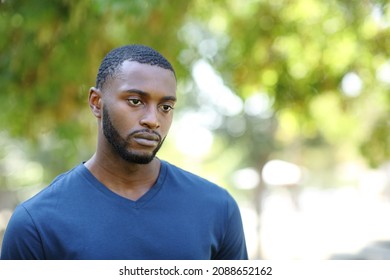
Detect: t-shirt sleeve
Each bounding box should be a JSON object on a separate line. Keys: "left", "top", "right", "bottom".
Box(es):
{"left": 0, "top": 205, "right": 45, "bottom": 260}
{"left": 213, "top": 192, "right": 248, "bottom": 260}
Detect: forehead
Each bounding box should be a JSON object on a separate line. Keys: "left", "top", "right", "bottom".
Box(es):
{"left": 109, "top": 60, "right": 177, "bottom": 96}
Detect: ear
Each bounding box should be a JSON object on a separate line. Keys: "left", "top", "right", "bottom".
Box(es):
{"left": 89, "top": 87, "right": 102, "bottom": 118}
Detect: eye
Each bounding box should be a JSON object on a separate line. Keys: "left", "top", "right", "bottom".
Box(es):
{"left": 160, "top": 104, "right": 174, "bottom": 113}
{"left": 127, "top": 98, "right": 143, "bottom": 106}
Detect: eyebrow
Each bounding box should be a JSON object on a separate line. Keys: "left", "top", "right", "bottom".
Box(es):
{"left": 125, "top": 89, "right": 177, "bottom": 102}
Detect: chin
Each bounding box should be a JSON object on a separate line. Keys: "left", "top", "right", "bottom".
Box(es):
{"left": 121, "top": 151, "right": 156, "bottom": 164}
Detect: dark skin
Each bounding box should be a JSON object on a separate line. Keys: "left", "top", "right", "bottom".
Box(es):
{"left": 84, "top": 61, "right": 177, "bottom": 201}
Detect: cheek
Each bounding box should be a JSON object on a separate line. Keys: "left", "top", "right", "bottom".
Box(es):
{"left": 161, "top": 115, "right": 174, "bottom": 133}
{"left": 104, "top": 105, "right": 135, "bottom": 133}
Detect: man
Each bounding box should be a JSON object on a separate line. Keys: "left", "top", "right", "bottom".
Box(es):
{"left": 1, "top": 45, "right": 248, "bottom": 260}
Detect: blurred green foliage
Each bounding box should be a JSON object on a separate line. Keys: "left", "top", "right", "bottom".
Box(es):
{"left": 1, "top": 0, "right": 390, "bottom": 195}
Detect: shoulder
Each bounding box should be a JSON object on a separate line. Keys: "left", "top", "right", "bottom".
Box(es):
{"left": 21, "top": 163, "right": 86, "bottom": 210}
{"left": 163, "top": 160, "right": 226, "bottom": 190}
{"left": 0, "top": 202, "right": 42, "bottom": 259}
{"left": 162, "top": 160, "right": 237, "bottom": 205}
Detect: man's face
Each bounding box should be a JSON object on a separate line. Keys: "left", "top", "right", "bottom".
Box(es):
{"left": 100, "top": 61, "right": 177, "bottom": 164}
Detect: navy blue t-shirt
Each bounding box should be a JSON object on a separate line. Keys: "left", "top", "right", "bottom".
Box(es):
{"left": 1, "top": 161, "right": 248, "bottom": 260}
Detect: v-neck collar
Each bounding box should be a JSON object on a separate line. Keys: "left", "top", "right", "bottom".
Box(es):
{"left": 77, "top": 160, "right": 168, "bottom": 209}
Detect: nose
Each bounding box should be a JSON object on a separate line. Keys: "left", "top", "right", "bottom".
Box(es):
{"left": 140, "top": 107, "right": 160, "bottom": 130}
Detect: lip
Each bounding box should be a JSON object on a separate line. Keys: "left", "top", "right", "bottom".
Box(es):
{"left": 132, "top": 132, "right": 160, "bottom": 147}
{"left": 133, "top": 137, "right": 159, "bottom": 147}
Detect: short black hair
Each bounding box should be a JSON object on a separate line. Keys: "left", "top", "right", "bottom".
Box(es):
{"left": 95, "top": 44, "right": 175, "bottom": 90}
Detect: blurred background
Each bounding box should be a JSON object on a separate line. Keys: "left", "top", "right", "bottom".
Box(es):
{"left": 1, "top": 0, "right": 390, "bottom": 260}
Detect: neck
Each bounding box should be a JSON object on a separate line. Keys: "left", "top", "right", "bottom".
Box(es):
{"left": 84, "top": 150, "right": 161, "bottom": 201}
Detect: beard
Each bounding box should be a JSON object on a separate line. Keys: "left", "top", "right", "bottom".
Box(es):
{"left": 102, "top": 107, "right": 164, "bottom": 164}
